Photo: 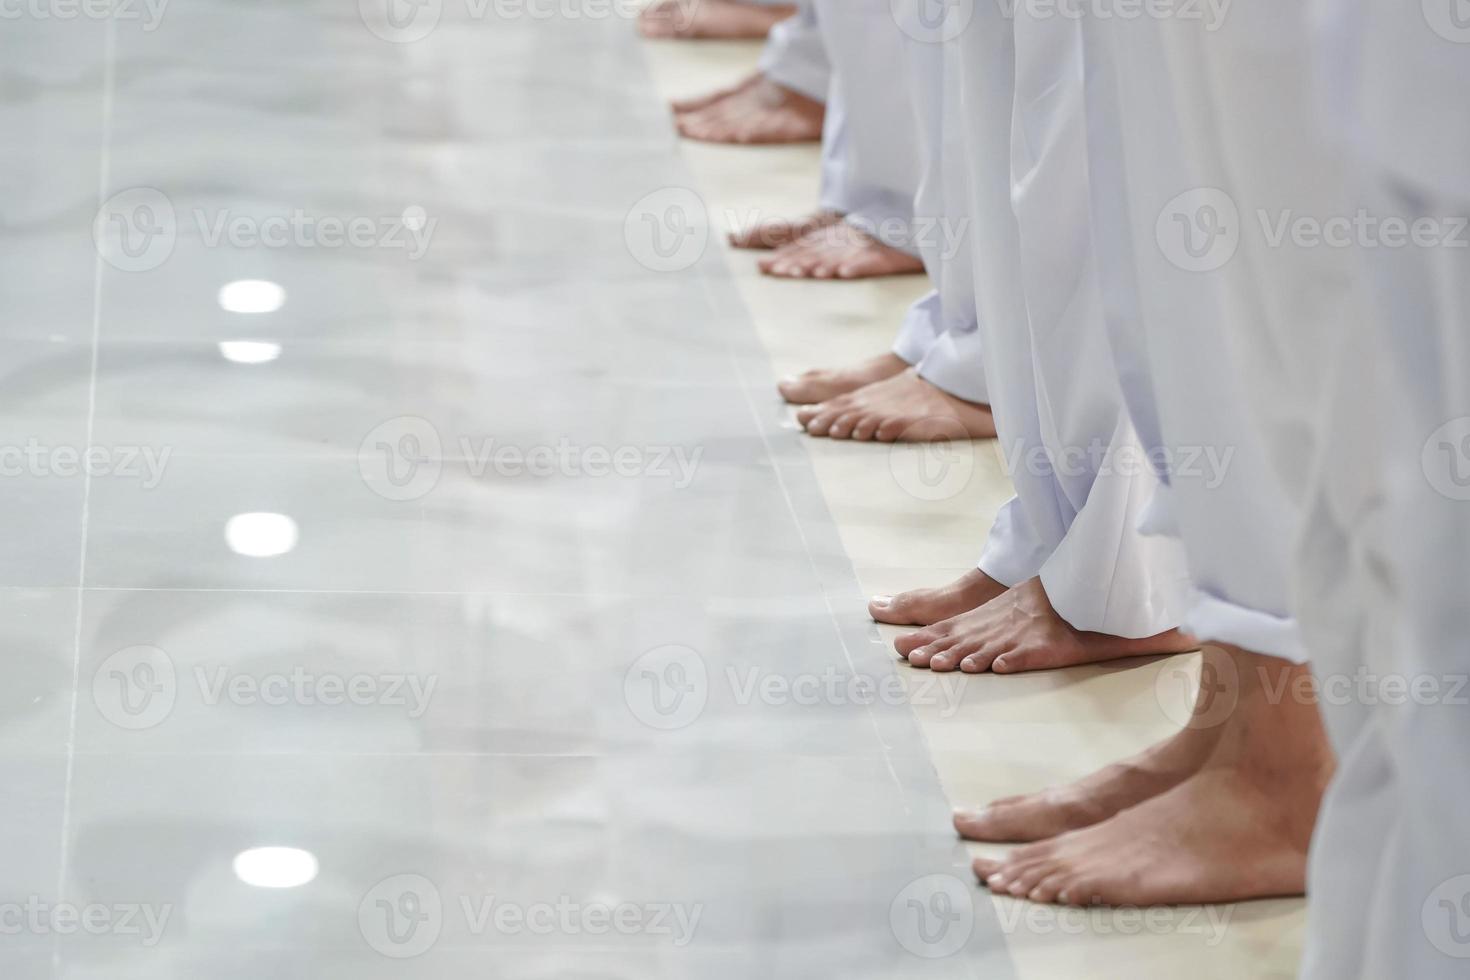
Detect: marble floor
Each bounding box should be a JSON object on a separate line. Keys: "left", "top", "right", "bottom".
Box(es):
{"left": 1, "top": 2, "right": 1304, "bottom": 978}
{"left": 4, "top": 3, "right": 1014, "bottom": 979}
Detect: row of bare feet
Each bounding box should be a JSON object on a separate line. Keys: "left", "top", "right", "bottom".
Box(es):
{"left": 673, "top": 79, "right": 927, "bottom": 283}
{"left": 873, "top": 569, "right": 1334, "bottom": 907}
{"left": 647, "top": 8, "right": 1333, "bottom": 910}
{"left": 655, "top": 28, "right": 989, "bottom": 441}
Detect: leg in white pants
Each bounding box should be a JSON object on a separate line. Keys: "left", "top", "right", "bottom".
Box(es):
{"left": 808, "top": 0, "right": 921, "bottom": 249}
{"left": 779, "top": 3, "right": 995, "bottom": 438}
{"left": 954, "top": 3, "right": 1189, "bottom": 639}
{"left": 1080, "top": 7, "right": 1334, "bottom": 662}
{"left": 965, "top": 0, "right": 1350, "bottom": 911}
{"left": 758, "top": 1, "right": 828, "bottom": 103}
{"left": 890, "top": 7, "right": 986, "bottom": 404}
{"left": 746, "top": 0, "right": 926, "bottom": 281}
{"left": 1301, "top": 3, "right": 1470, "bottom": 975}
{"left": 758, "top": 1, "right": 851, "bottom": 215}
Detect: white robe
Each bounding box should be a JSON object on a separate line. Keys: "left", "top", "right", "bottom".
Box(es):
{"left": 1298, "top": 3, "right": 1470, "bottom": 976}
{"left": 808, "top": 0, "right": 921, "bottom": 251}
{"left": 889, "top": 3, "right": 987, "bottom": 405}
{"left": 1074, "top": 5, "right": 1361, "bottom": 660}
{"left": 951, "top": 1, "right": 1190, "bottom": 637}
{"left": 1080, "top": 5, "right": 1470, "bottom": 975}
{"left": 765, "top": 1, "right": 989, "bottom": 405}
{"left": 757, "top": 1, "right": 849, "bottom": 218}
{"left": 761, "top": 0, "right": 922, "bottom": 247}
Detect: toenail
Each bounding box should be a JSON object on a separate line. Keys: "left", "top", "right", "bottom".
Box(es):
{"left": 871, "top": 595, "right": 893, "bottom": 608}
{"left": 987, "top": 873, "right": 1005, "bottom": 887}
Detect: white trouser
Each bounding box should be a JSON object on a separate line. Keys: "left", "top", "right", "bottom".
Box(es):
{"left": 1299, "top": 3, "right": 1470, "bottom": 976}
{"left": 760, "top": 0, "right": 917, "bottom": 248}
{"left": 808, "top": 0, "right": 921, "bottom": 251}
{"left": 952, "top": 3, "right": 1189, "bottom": 636}
{"left": 889, "top": 5, "right": 986, "bottom": 405}
{"left": 1077, "top": 6, "right": 1358, "bottom": 661}
{"left": 757, "top": 1, "right": 828, "bottom": 102}
{"left": 757, "top": 1, "right": 852, "bottom": 216}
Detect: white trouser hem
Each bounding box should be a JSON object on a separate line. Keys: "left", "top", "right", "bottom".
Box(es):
{"left": 1181, "top": 591, "right": 1307, "bottom": 663}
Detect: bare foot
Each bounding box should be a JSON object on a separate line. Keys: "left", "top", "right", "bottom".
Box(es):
{"left": 974, "top": 768, "right": 1323, "bottom": 905}
{"left": 972, "top": 654, "right": 1334, "bottom": 905}
{"left": 778, "top": 351, "right": 907, "bottom": 405}
{"left": 954, "top": 694, "right": 1224, "bottom": 843}
{"left": 675, "top": 74, "right": 824, "bottom": 144}
{"left": 795, "top": 368, "right": 996, "bottom": 442}
{"left": 895, "top": 576, "right": 1192, "bottom": 673}
{"left": 758, "top": 223, "right": 925, "bottom": 280}
{"left": 670, "top": 72, "right": 757, "bottom": 115}
{"left": 730, "top": 209, "right": 842, "bottom": 251}
{"left": 869, "top": 567, "right": 1007, "bottom": 627}
{"left": 639, "top": 0, "right": 795, "bottom": 40}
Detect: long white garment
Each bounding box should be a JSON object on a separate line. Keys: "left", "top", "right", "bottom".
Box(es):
{"left": 768, "top": 1, "right": 986, "bottom": 404}
{"left": 756, "top": 1, "right": 828, "bottom": 102}
{"left": 807, "top": 0, "right": 921, "bottom": 251}
{"left": 1298, "top": 4, "right": 1470, "bottom": 976}
{"left": 1076, "top": 7, "right": 1355, "bottom": 661}
{"left": 757, "top": 1, "right": 852, "bottom": 218}
{"left": 889, "top": 4, "right": 987, "bottom": 404}
{"left": 952, "top": 3, "right": 1189, "bottom": 636}
{"left": 759, "top": 1, "right": 918, "bottom": 249}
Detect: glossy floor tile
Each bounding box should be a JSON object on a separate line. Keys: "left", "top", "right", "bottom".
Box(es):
{"left": 4, "top": 4, "right": 1013, "bottom": 978}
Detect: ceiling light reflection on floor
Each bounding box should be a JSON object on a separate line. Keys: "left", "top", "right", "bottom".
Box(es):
{"left": 218, "top": 279, "right": 286, "bottom": 314}
{"left": 217, "top": 340, "right": 282, "bottom": 364}
{"left": 224, "top": 512, "right": 299, "bottom": 557}
{"left": 232, "top": 847, "right": 319, "bottom": 889}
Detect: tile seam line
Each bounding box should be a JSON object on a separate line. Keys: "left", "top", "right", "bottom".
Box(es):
{"left": 55, "top": 14, "right": 117, "bottom": 968}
